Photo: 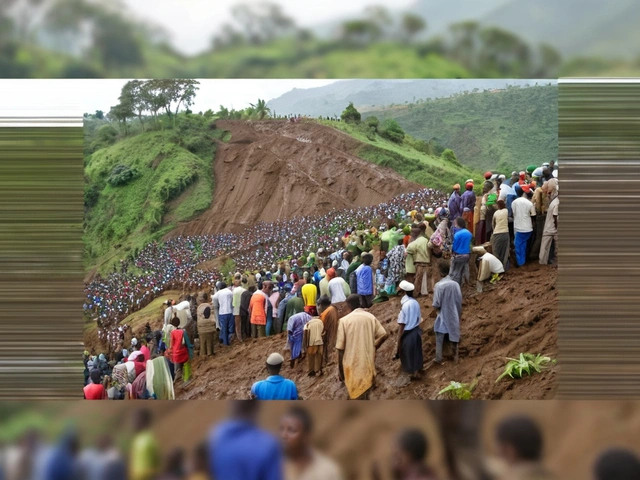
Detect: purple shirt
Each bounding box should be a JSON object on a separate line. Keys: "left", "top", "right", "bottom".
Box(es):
{"left": 461, "top": 189, "right": 476, "bottom": 212}
{"left": 448, "top": 192, "right": 462, "bottom": 220}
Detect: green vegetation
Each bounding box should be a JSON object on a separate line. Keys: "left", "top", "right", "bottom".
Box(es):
{"left": 438, "top": 380, "right": 477, "bottom": 400}
{"left": 318, "top": 118, "right": 480, "bottom": 193}
{"left": 341, "top": 102, "right": 362, "bottom": 124}
{"left": 496, "top": 353, "right": 556, "bottom": 383}
{"left": 365, "top": 84, "right": 557, "bottom": 173}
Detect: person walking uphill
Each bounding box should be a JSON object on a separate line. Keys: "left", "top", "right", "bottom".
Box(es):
{"left": 432, "top": 261, "right": 462, "bottom": 365}
{"left": 301, "top": 277, "right": 318, "bottom": 316}
{"left": 303, "top": 315, "right": 324, "bottom": 377}
{"left": 336, "top": 294, "right": 389, "bottom": 400}
{"left": 394, "top": 281, "right": 424, "bottom": 380}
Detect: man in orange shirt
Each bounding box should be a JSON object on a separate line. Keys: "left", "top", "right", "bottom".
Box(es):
{"left": 249, "top": 281, "right": 272, "bottom": 338}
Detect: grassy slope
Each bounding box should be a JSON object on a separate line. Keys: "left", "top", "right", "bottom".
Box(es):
{"left": 84, "top": 122, "right": 223, "bottom": 273}
{"left": 319, "top": 120, "right": 480, "bottom": 191}
{"left": 363, "top": 85, "right": 558, "bottom": 173}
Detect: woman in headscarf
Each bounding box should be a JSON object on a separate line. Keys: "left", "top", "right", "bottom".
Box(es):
{"left": 146, "top": 355, "right": 175, "bottom": 400}
{"left": 385, "top": 239, "right": 406, "bottom": 295}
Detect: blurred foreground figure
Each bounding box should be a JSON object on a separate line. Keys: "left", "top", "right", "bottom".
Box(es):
{"left": 494, "top": 416, "right": 555, "bottom": 480}
{"left": 280, "top": 407, "right": 343, "bottom": 480}
{"left": 187, "top": 443, "right": 210, "bottom": 480}
{"left": 4, "top": 430, "right": 43, "bottom": 480}
{"left": 157, "top": 448, "right": 186, "bottom": 480}
{"left": 593, "top": 449, "right": 640, "bottom": 480}
{"left": 373, "top": 428, "right": 437, "bottom": 480}
{"left": 40, "top": 430, "right": 80, "bottom": 480}
{"left": 209, "top": 401, "right": 282, "bottom": 480}
{"left": 76, "top": 435, "right": 126, "bottom": 480}
{"left": 130, "top": 409, "right": 160, "bottom": 480}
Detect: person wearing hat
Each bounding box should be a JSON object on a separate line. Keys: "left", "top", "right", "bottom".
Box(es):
{"left": 447, "top": 184, "right": 462, "bottom": 226}
{"left": 432, "top": 261, "right": 462, "bottom": 365}
{"left": 461, "top": 181, "right": 476, "bottom": 236}
{"left": 393, "top": 281, "right": 424, "bottom": 380}
{"left": 406, "top": 225, "right": 430, "bottom": 297}
{"left": 336, "top": 295, "right": 388, "bottom": 400}
{"left": 251, "top": 353, "right": 298, "bottom": 400}
{"left": 473, "top": 246, "right": 504, "bottom": 292}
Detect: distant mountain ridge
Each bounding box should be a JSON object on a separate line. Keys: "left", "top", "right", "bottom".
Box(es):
{"left": 267, "top": 79, "right": 536, "bottom": 118}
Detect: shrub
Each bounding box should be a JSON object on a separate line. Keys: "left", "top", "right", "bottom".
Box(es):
{"left": 107, "top": 164, "right": 140, "bottom": 187}
{"left": 441, "top": 148, "right": 461, "bottom": 167}
{"left": 379, "top": 119, "right": 405, "bottom": 143}
{"left": 341, "top": 102, "right": 361, "bottom": 124}
{"left": 84, "top": 182, "right": 100, "bottom": 208}
{"left": 438, "top": 380, "right": 477, "bottom": 400}
{"left": 365, "top": 116, "right": 380, "bottom": 132}
{"left": 496, "top": 353, "right": 555, "bottom": 383}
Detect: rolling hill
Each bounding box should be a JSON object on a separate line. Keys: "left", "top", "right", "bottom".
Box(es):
{"left": 363, "top": 83, "right": 558, "bottom": 173}
{"left": 84, "top": 115, "right": 479, "bottom": 273}
{"left": 267, "top": 79, "right": 536, "bottom": 118}
{"left": 480, "top": 0, "right": 640, "bottom": 59}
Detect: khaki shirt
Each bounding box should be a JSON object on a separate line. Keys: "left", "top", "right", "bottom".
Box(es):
{"left": 284, "top": 450, "right": 343, "bottom": 480}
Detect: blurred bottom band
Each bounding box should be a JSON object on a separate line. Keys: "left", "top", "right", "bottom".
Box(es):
{"left": 0, "top": 400, "right": 639, "bottom": 480}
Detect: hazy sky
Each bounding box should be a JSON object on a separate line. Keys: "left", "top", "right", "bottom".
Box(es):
{"left": 0, "top": 79, "right": 339, "bottom": 117}
{"left": 121, "top": 0, "right": 414, "bottom": 55}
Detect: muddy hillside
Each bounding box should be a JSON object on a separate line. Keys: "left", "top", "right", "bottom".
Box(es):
{"left": 168, "top": 120, "right": 423, "bottom": 237}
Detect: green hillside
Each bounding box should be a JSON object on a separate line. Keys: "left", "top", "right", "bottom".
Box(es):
{"left": 364, "top": 84, "right": 557, "bottom": 173}
{"left": 319, "top": 119, "right": 479, "bottom": 192}
{"left": 83, "top": 114, "right": 227, "bottom": 272}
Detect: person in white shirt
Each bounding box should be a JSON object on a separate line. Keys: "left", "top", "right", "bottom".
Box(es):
{"left": 217, "top": 282, "right": 235, "bottom": 346}
{"left": 473, "top": 246, "right": 505, "bottom": 292}
{"left": 174, "top": 299, "right": 192, "bottom": 328}
{"left": 511, "top": 184, "right": 536, "bottom": 267}
{"left": 328, "top": 274, "right": 351, "bottom": 304}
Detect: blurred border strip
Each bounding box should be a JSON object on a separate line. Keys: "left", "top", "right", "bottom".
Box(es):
{"left": 557, "top": 77, "right": 640, "bottom": 398}
{"left": 0, "top": 121, "right": 83, "bottom": 399}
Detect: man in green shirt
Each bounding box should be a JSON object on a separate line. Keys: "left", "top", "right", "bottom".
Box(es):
{"left": 129, "top": 409, "right": 160, "bottom": 480}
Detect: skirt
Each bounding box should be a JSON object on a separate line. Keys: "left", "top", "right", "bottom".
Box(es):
{"left": 400, "top": 327, "right": 424, "bottom": 374}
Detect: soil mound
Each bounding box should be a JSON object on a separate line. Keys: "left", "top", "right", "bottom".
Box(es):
{"left": 168, "top": 120, "right": 423, "bottom": 237}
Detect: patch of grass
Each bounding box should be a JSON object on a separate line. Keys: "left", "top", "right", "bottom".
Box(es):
{"left": 318, "top": 119, "right": 480, "bottom": 193}
{"left": 84, "top": 117, "right": 218, "bottom": 273}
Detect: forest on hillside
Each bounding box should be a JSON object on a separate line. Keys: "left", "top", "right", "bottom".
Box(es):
{"left": 365, "top": 84, "right": 557, "bottom": 173}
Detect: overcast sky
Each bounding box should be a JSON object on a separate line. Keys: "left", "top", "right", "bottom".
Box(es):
{"left": 121, "top": 0, "right": 414, "bottom": 55}
{"left": 0, "top": 79, "right": 339, "bottom": 117}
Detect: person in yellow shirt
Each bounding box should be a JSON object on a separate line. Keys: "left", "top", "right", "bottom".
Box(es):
{"left": 301, "top": 277, "right": 318, "bottom": 316}
{"left": 129, "top": 409, "right": 161, "bottom": 480}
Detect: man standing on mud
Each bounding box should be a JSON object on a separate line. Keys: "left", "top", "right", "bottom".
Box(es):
{"left": 335, "top": 294, "right": 388, "bottom": 400}
{"left": 432, "top": 261, "right": 461, "bottom": 365}
{"left": 249, "top": 281, "right": 271, "bottom": 338}
{"left": 217, "top": 282, "right": 235, "bottom": 346}
{"left": 197, "top": 293, "right": 216, "bottom": 357}
{"left": 461, "top": 181, "right": 476, "bottom": 235}
{"left": 232, "top": 274, "right": 246, "bottom": 343}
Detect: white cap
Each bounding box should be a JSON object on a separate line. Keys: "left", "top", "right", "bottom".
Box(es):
{"left": 266, "top": 352, "right": 284, "bottom": 366}
{"left": 131, "top": 338, "right": 138, "bottom": 346}
{"left": 398, "top": 280, "right": 415, "bottom": 292}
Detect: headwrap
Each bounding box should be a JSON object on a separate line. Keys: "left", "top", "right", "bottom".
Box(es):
{"left": 453, "top": 184, "right": 460, "bottom": 190}
{"left": 465, "top": 182, "right": 474, "bottom": 189}
{"left": 526, "top": 165, "right": 537, "bottom": 174}
{"left": 327, "top": 268, "right": 336, "bottom": 279}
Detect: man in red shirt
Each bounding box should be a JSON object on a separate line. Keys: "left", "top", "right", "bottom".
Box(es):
{"left": 83, "top": 369, "right": 107, "bottom": 400}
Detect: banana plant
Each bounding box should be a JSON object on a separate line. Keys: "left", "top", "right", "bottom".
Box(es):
{"left": 496, "top": 353, "right": 555, "bottom": 383}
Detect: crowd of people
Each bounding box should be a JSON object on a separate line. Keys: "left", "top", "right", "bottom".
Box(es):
{"left": 2, "top": 404, "right": 638, "bottom": 480}
{"left": 83, "top": 160, "right": 560, "bottom": 400}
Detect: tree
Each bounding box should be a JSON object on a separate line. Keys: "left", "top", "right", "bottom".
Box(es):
{"left": 94, "top": 110, "right": 104, "bottom": 120}
{"left": 341, "top": 102, "right": 361, "bottom": 124}
{"left": 119, "top": 80, "right": 148, "bottom": 132}
{"left": 340, "top": 20, "right": 382, "bottom": 46}
{"left": 379, "top": 119, "right": 405, "bottom": 143}
{"left": 401, "top": 14, "right": 426, "bottom": 43}
{"left": 250, "top": 99, "right": 271, "bottom": 120}
{"left": 441, "top": 149, "right": 460, "bottom": 166}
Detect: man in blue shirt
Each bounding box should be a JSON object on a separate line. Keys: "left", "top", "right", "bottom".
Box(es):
{"left": 251, "top": 352, "right": 299, "bottom": 400}
{"left": 209, "top": 401, "right": 283, "bottom": 480}
{"left": 355, "top": 253, "right": 375, "bottom": 308}
{"left": 393, "top": 281, "right": 424, "bottom": 380}
{"left": 450, "top": 217, "right": 473, "bottom": 286}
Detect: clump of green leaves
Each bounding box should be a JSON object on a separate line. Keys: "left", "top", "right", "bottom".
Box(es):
{"left": 107, "top": 164, "right": 140, "bottom": 186}
{"left": 438, "top": 380, "right": 477, "bottom": 400}
{"left": 496, "top": 353, "right": 556, "bottom": 383}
